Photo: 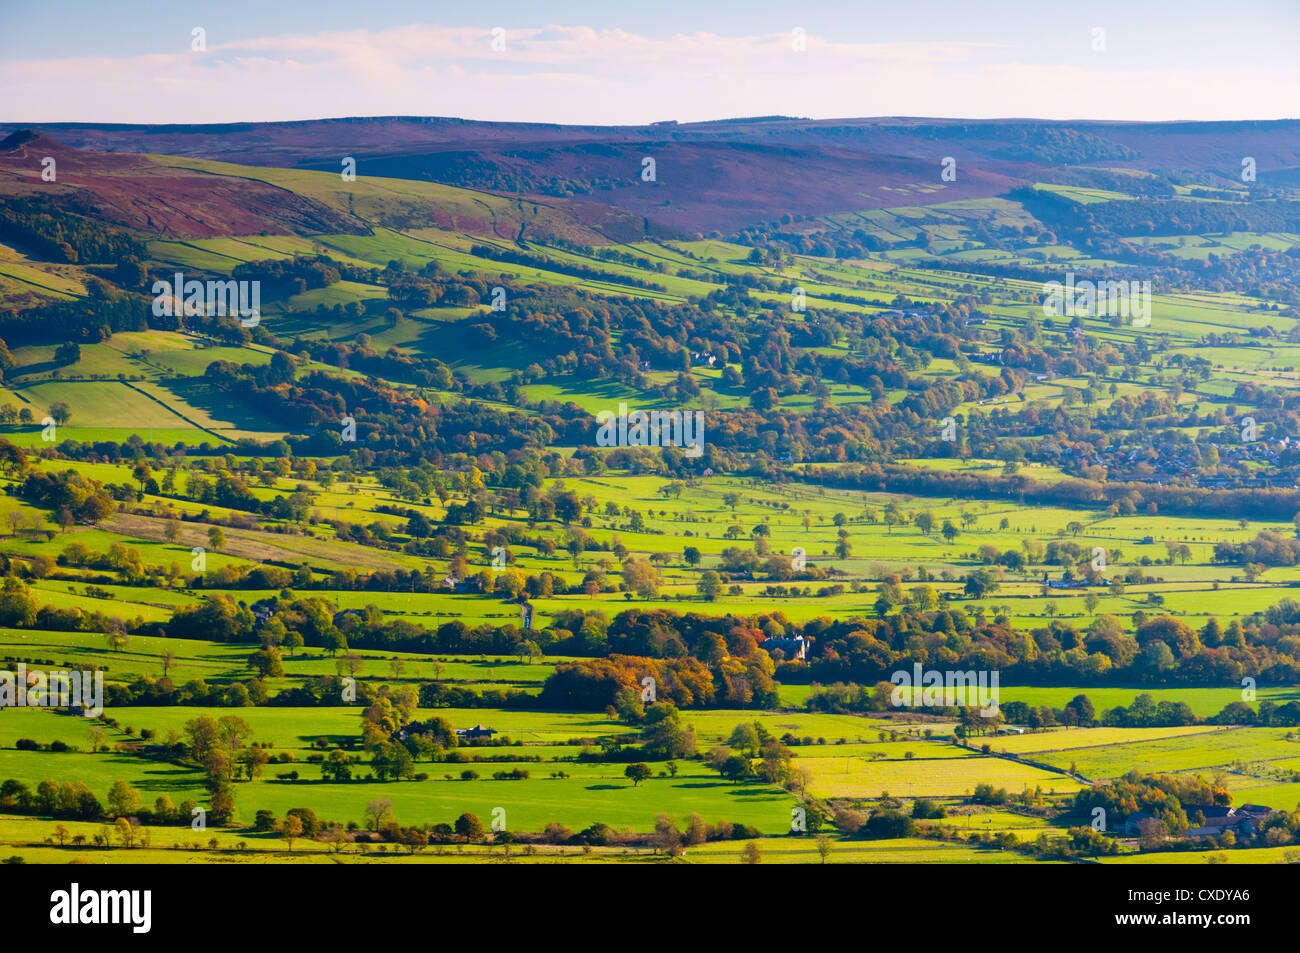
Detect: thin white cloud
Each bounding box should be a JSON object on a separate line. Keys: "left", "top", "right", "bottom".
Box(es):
{"left": 0, "top": 23, "right": 1293, "bottom": 124}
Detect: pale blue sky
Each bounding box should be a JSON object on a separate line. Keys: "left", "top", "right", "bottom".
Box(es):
{"left": 2, "top": 0, "right": 1296, "bottom": 123}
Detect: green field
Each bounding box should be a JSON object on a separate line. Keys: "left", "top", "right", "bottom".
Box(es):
{"left": 1, "top": 128, "right": 1299, "bottom": 869}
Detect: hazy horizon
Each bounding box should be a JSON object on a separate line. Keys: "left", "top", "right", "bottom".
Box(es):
{"left": 3, "top": 0, "right": 1297, "bottom": 125}
{"left": 7, "top": 114, "right": 1300, "bottom": 130}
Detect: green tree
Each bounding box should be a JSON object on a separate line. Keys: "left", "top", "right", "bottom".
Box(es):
{"left": 455, "top": 812, "right": 484, "bottom": 842}
{"left": 721, "top": 755, "right": 751, "bottom": 783}
{"left": 697, "top": 569, "right": 723, "bottom": 601}
{"left": 248, "top": 646, "right": 284, "bottom": 678}
{"left": 815, "top": 833, "right": 833, "bottom": 864}
{"left": 364, "top": 799, "right": 396, "bottom": 832}
{"left": 281, "top": 813, "right": 303, "bottom": 851}
{"left": 107, "top": 781, "right": 142, "bottom": 818}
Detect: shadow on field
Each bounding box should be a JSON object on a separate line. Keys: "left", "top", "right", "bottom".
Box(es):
{"left": 105, "top": 756, "right": 205, "bottom": 793}
{"left": 160, "top": 377, "right": 281, "bottom": 431}
{"left": 291, "top": 734, "right": 354, "bottom": 747}
{"left": 10, "top": 360, "right": 60, "bottom": 378}
{"left": 673, "top": 782, "right": 788, "bottom": 798}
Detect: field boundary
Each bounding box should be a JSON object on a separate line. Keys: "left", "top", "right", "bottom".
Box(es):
{"left": 120, "top": 380, "right": 234, "bottom": 444}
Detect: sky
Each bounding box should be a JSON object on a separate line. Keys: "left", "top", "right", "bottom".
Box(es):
{"left": 1, "top": 0, "right": 1297, "bottom": 126}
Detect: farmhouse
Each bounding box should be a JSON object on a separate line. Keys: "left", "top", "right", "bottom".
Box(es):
{"left": 1183, "top": 804, "right": 1276, "bottom": 839}
{"left": 760, "top": 636, "right": 808, "bottom": 660}
{"left": 1122, "top": 812, "right": 1159, "bottom": 836}
{"left": 1186, "top": 816, "right": 1257, "bottom": 839}
{"left": 457, "top": 725, "right": 498, "bottom": 740}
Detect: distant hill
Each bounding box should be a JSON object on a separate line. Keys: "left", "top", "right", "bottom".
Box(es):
{"left": 3, "top": 115, "right": 1300, "bottom": 238}
{"left": 0, "top": 130, "right": 365, "bottom": 239}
